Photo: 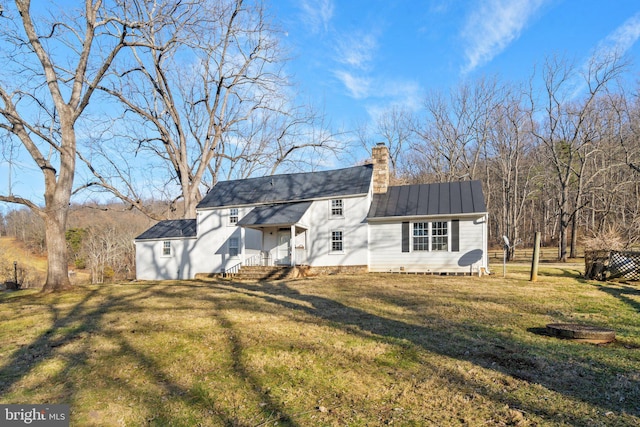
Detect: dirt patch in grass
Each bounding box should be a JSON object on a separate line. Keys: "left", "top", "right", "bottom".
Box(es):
{"left": 0, "top": 266, "right": 638, "bottom": 426}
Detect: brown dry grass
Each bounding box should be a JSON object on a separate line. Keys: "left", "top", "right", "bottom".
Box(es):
{"left": 0, "top": 265, "right": 639, "bottom": 426}
{"left": 0, "top": 237, "right": 48, "bottom": 288}
{"left": 0, "top": 236, "right": 48, "bottom": 273}
{"left": 0, "top": 237, "right": 90, "bottom": 286}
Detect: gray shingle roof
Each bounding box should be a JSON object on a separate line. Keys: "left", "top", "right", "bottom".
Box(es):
{"left": 197, "top": 164, "right": 373, "bottom": 209}
{"left": 237, "top": 202, "right": 312, "bottom": 227}
{"left": 368, "top": 180, "right": 486, "bottom": 218}
{"left": 135, "top": 219, "right": 197, "bottom": 240}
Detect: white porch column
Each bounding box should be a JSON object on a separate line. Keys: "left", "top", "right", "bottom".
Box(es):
{"left": 290, "top": 224, "right": 296, "bottom": 266}
{"left": 240, "top": 226, "right": 246, "bottom": 264}
{"left": 304, "top": 230, "right": 308, "bottom": 265}
{"left": 260, "top": 229, "right": 266, "bottom": 266}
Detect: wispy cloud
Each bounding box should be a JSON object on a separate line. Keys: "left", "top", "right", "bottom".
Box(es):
{"left": 379, "top": 79, "right": 422, "bottom": 110}
{"left": 335, "top": 32, "right": 377, "bottom": 69}
{"left": 461, "top": 0, "right": 548, "bottom": 74}
{"left": 333, "top": 70, "right": 372, "bottom": 99}
{"left": 593, "top": 12, "right": 640, "bottom": 61}
{"left": 365, "top": 79, "right": 423, "bottom": 120}
{"left": 299, "top": 0, "right": 334, "bottom": 34}
{"left": 566, "top": 12, "right": 640, "bottom": 100}
{"left": 332, "top": 29, "right": 378, "bottom": 98}
{"left": 334, "top": 67, "right": 422, "bottom": 116}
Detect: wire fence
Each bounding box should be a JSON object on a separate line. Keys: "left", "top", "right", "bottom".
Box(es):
{"left": 489, "top": 248, "right": 585, "bottom": 262}
{"left": 585, "top": 250, "right": 640, "bottom": 281}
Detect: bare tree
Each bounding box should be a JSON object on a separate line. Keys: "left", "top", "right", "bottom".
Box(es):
{"left": 610, "top": 88, "right": 640, "bottom": 176}
{"left": 584, "top": 91, "right": 640, "bottom": 246}
{"left": 0, "top": 0, "right": 141, "bottom": 290}
{"left": 485, "top": 87, "right": 538, "bottom": 259}
{"left": 4, "top": 207, "right": 45, "bottom": 253}
{"left": 356, "top": 105, "right": 415, "bottom": 180}
{"left": 528, "top": 54, "right": 627, "bottom": 261}
{"left": 226, "top": 103, "right": 343, "bottom": 179}
{"left": 412, "top": 77, "right": 501, "bottom": 182}
{"left": 82, "top": 224, "right": 133, "bottom": 284}
{"left": 77, "top": 0, "right": 340, "bottom": 219}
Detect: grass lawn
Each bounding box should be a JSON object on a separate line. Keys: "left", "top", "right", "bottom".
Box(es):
{"left": 0, "top": 263, "right": 639, "bottom": 426}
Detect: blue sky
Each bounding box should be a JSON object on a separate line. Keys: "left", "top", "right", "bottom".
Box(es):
{"left": 273, "top": 0, "right": 640, "bottom": 138}
{"left": 3, "top": 0, "right": 640, "bottom": 209}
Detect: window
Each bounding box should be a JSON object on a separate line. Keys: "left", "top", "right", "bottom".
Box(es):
{"left": 229, "top": 208, "right": 239, "bottom": 225}
{"left": 330, "top": 230, "right": 343, "bottom": 252}
{"left": 162, "top": 241, "right": 171, "bottom": 256}
{"left": 406, "top": 221, "right": 455, "bottom": 252}
{"left": 330, "top": 199, "right": 343, "bottom": 217}
{"left": 431, "top": 221, "right": 448, "bottom": 251}
{"left": 412, "top": 222, "right": 429, "bottom": 251}
{"left": 228, "top": 237, "right": 239, "bottom": 257}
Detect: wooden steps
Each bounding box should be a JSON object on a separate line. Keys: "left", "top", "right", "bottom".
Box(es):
{"left": 230, "top": 265, "right": 296, "bottom": 281}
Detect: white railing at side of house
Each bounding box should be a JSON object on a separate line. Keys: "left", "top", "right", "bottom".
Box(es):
{"left": 295, "top": 247, "right": 307, "bottom": 265}
{"left": 223, "top": 252, "right": 267, "bottom": 276}
{"left": 223, "top": 262, "right": 242, "bottom": 277}
{"left": 244, "top": 253, "right": 264, "bottom": 267}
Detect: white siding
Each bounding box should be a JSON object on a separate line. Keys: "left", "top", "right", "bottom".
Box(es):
{"left": 193, "top": 196, "right": 372, "bottom": 271}
{"left": 135, "top": 184, "right": 490, "bottom": 279}
{"left": 193, "top": 207, "right": 262, "bottom": 275}
{"left": 135, "top": 238, "right": 198, "bottom": 280}
{"left": 135, "top": 207, "right": 266, "bottom": 280}
{"left": 368, "top": 215, "right": 488, "bottom": 273}
{"left": 300, "top": 194, "right": 370, "bottom": 267}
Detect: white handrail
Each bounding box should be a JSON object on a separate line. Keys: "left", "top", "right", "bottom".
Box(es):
{"left": 223, "top": 252, "right": 265, "bottom": 276}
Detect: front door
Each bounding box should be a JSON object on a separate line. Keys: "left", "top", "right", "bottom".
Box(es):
{"left": 276, "top": 229, "right": 291, "bottom": 265}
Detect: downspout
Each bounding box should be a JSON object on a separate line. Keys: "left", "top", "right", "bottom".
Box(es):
{"left": 483, "top": 213, "right": 491, "bottom": 274}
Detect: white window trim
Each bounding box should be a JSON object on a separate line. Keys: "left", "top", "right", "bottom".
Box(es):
{"left": 329, "top": 199, "right": 344, "bottom": 219}
{"left": 329, "top": 229, "right": 345, "bottom": 254}
{"left": 161, "top": 241, "right": 172, "bottom": 257}
{"left": 412, "top": 222, "right": 429, "bottom": 252}
{"left": 431, "top": 220, "right": 449, "bottom": 252}
{"left": 228, "top": 208, "right": 239, "bottom": 226}
{"left": 228, "top": 237, "right": 240, "bottom": 258}
{"left": 411, "top": 221, "right": 451, "bottom": 252}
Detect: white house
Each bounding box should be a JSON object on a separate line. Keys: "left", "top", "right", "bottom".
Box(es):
{"left": 134, "top": 144, "right": 489, "bottom": 280}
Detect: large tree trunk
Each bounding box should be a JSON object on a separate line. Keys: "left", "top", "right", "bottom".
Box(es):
{"left": 570, "top": 212, "right": 579, "bottom": 259}
{"left": 183, "top": 184, "right": 201, "bottom": 219}
{"left": 42, "top": 211, "right": 71, "bottom": 292}
{"left": 41, "top": 121, "right": 75, "bottom": 292}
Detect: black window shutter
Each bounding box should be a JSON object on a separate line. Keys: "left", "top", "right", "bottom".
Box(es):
{"left": 402, "top": 222, "right": 410, "bottom": 252}
{"left": 451, "top": 219, "right": 460, "bottom": 252}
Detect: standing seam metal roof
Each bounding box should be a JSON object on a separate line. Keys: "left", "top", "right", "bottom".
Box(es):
{"left": 197, "top": 164, "right": 373, "bottom": 209}
{"left": 368, "top": 180, "right": 486, "bottom": 218}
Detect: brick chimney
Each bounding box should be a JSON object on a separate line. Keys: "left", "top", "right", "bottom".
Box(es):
{"left": 371, "top": 142, "right": 389, "bottom": 194}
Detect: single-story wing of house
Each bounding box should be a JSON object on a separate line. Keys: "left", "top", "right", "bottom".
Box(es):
{"left": 134, "top": 143, "right": 489, "bottom": 280}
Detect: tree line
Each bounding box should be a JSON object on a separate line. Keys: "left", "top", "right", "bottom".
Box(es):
{"left": 1, "top": 1, "right": 639, "bottom": 291}
{"left": 360, "top": 57, "right": 640, "bottom": 261}
{"left": 0, "top": 203, "right": 154, "bottom": 285}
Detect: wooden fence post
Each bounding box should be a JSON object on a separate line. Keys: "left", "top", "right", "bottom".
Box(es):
{"left": 530, "top": 232, "right": 541, "bottom": 282}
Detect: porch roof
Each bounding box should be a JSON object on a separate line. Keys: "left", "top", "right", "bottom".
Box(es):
{"left": 237, "top": 201, "right": 311, "bottom": 229}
